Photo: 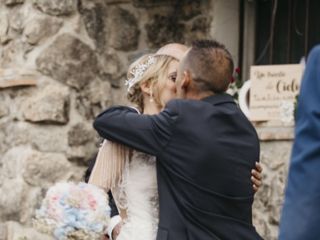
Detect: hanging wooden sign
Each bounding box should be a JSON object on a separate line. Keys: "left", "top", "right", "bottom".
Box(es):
{"left": 249, "top": 64, "right": 304, "bottom": 121}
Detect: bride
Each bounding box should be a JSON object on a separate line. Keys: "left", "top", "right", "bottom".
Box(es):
{"left": 112, "top": 52, "right": 181, "bottom": 240}
{"left": 90, "top": 44, "right": 263, "bottom": 240}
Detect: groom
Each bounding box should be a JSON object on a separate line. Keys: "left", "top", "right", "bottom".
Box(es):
{"left": 94, "top": 40, "right": 262, "bottom": 239}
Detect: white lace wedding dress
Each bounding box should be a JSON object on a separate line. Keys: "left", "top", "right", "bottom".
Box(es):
{"left": 112, "top": 150, "right": 159, "bottom": 240}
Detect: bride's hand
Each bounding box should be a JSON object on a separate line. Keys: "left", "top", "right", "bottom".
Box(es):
{"left": 251, "top": 162, "right": 263, "bottom": 193}
{"left": 112, "top": 221, "right": 123, "bottom": 240}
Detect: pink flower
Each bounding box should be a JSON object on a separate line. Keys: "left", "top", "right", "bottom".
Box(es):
{"left": 235, "top": 67, "right": 241, "bottom": 74}
{"left": 52, "top": 196, "right": 58, "bottom": 201}
{"left": 87, "top": 194, "right": 97, "bottom": 210}
{"left": 89, "top": 199, "right": 97, "bottom": 209}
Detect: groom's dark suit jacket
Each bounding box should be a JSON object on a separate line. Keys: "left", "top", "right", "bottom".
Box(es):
{"left": 94, "top": 93, "right": 262, "bottom": 240}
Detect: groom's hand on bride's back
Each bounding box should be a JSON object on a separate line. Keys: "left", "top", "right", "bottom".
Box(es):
{"left": 251, "top": 162, "right": 263, "bottom": 193}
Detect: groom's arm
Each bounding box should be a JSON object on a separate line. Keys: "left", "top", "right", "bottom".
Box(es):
{"left": 93, "top": 101, "right": 179, "bottom": 156}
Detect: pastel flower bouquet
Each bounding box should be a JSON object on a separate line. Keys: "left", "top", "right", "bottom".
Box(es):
{"left": 33, "top": 182, "right": 111, "bottom": 240}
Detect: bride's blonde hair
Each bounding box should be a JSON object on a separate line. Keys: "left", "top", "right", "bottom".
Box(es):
{"left": 126, "top": 54, "right": 177, "bottom": 111}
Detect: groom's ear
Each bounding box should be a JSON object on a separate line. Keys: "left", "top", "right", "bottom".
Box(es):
{"left": 181, "top": 70, "right": 192, "bottom": 90}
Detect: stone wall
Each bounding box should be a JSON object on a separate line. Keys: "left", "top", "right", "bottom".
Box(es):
{"left": 253, "top": 140, "right": 292, "bottom": 240}
{"left": 0, "top": 0, "right": 291, "bottom": 239}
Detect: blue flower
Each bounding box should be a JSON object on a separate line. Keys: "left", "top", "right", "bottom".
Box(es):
{"left": 54, "top": 226, "right": 67, "bottom": 239}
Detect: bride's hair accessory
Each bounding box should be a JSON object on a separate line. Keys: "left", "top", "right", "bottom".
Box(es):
{"left": 125, "top": 56, "right": 156, "bottom": 92}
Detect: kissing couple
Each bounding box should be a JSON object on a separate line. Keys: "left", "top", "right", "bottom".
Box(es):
{"left": 92, "top": 40, "right": 263, "bottom": 240}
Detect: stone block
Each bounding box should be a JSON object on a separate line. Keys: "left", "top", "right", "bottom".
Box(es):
{"left": 99, "top": 53, "right": 123, "bottom": 83}
{"left": 0, "top": 104, "right": 8, "bottom": 118}
{"left": 22, "top": 149, "right": 72, "bottom": 187}
{"left": 87, "top": 80, "right": 112, "bottom": 105}
{"left": 79, "top": 1, "right": 107, "bottom": 50}
{"left": 36, "top": 34, "right": 99, "bottom": 89}
{"left": 9, "top": 8, "right": 25, "bottom": 33}
{"left": 1, "top": 146, "right": 27, "bottom": 179}
{"left": 28, "top": 125, "right": 69, "bottom": 153}
{"left": 68, "top": 122, "right": 94, "bottom": 146}
{"left": 0, "top": 12, "right": 10, "bottom": 45}
{"left": 0, "top": 93, "right": 10, "bottom": 118}
{"left": 22, "top": 85, "right": 69, "bottom": 123}
{"left": 76, "top": 80, "right": 112, "bottom": 119}
{"left": 19, "top": 187, "right": 43, "bottom": 224}
{"left": 0, "top": 178, "right": 26, "bottom": 220}
{"left": 0, "top": 146, "right": 72, "bottom": 187}
{"left": 146, "top": 14, "right": 186, "bottom": 48}
{"left": 23, "top": 15, "right": 63, "bottom": 45}
{"left": 0, "top": 122, "right": 18, "bottom": 156}
{"left": 3, "top": 121, "right": 68, "bottom": 153}
{"left": 108, "top": 7, "right": 139, "bottom": 51}
{"left": 33, "top": 0, "right": 77, "bottom": 16}
{"left": 66, "top": 145, "right": 96, "bottom": 164}
{"left": 1, "top": 39, "right": 36, "bottom": 67}
{"left": 178, "top": 0, "right": 203, "bottom": 20}
{"left": 110, "top": 86, "right": 130, "bottom": 106}
{"left": 190, "top": 15, "right": 211, "bottom": 33}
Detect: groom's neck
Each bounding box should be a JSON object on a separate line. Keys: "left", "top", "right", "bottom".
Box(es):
{"left": 185, "top": 90, "right": 215, "bottom": 100}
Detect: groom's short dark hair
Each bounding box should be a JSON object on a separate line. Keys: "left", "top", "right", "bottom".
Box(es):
{"left": 183, "top": 39, "right": 234, "bottom": 93}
